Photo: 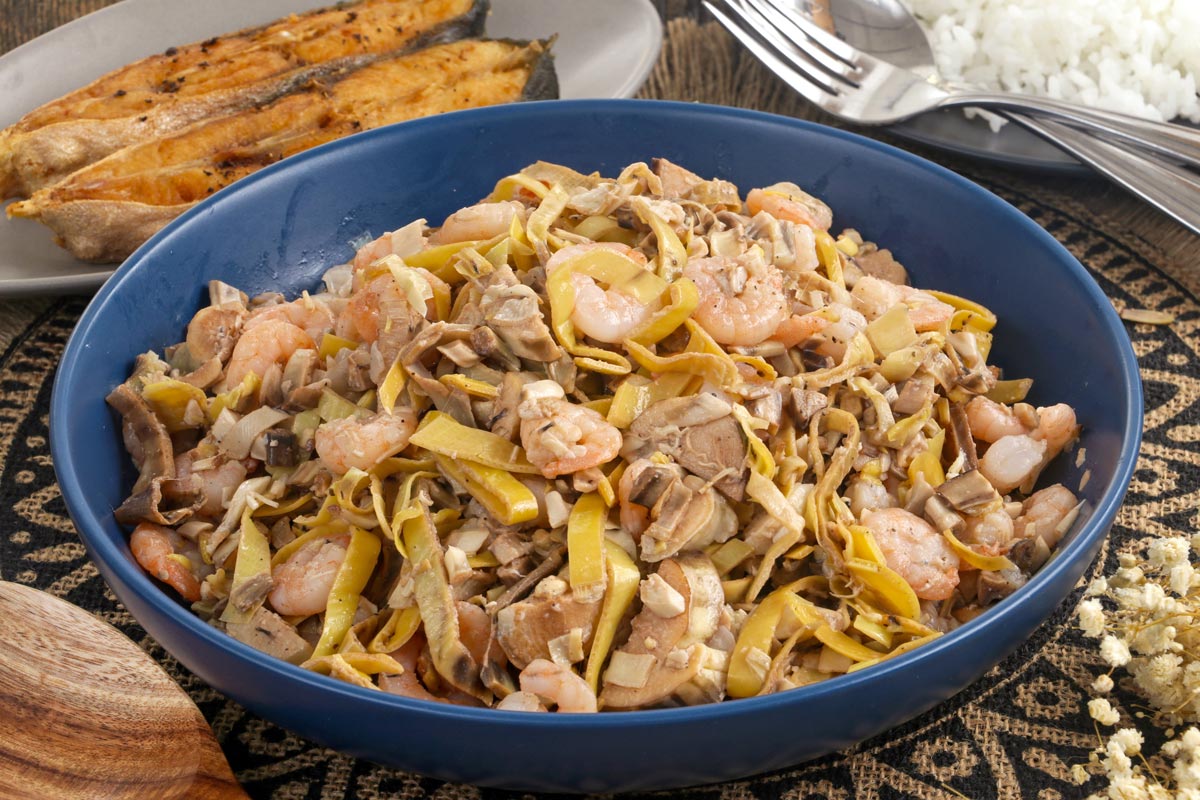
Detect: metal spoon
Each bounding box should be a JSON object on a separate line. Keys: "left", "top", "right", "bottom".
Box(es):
{"left": 811, "top": 0, "right": 1200, "bottom": 235}
{"left": 0, "top": 581, "right": 248, "bottom": 799}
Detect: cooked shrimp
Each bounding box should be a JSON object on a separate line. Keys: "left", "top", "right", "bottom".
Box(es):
{"left": 978, "top": 434, "right": 1047, "bottom": 495}
{"left": 746, "top": 182, "right": 833, "bottom": 231}
{"left": 267, "top": 535, "right": 348, "bottom": 617}
{"left": 1031, "top": 403, "right": 1079, "bottom": 458}
{"left": 845, "top": 475, "right": 894, "bottom": 517}
{"left": 336, "top": 270, "right": 445, "bottom": 344}
{"left": 861, "top": 507, "right": 960, "bottom": 601}
{"left": 244, "top": 296, "right": 336, "bottom": 342}
{"left": 517, "top": 658, "right": 598, "bottom": 713}
{"left": 131, "top": 522, "right": 203, "bottom": 602}
{"left": 518, "top": 380, "right": 622, "bottom": 478}
{"left": 683, "top": 252, "right": 789, "bottom": 346}
{"left": 771, "top": 311, "right": 829, "bottom": 349}
{"left": 496, "top": 691, "right": 548, "bottom": 712}
{"left": 547, "top": 243, "right": 654, "bottom": 343}
{"left": 428, "top": 200, "right": 524, "bottom": 245}
{"left": 314, "top": 408, "right": 418, "bottom": 473}
{"left": 979, "top": 404, "right": 1078, "bottom": 495}
{"left": 966, "top": 396, "right": 1029, "bottom": 443}
{"left": 174, "top": 449, "right": 247, "bottom": 518}
{"left": 851, "top": 275, "right": 954, "bottom": 332}
{"left": 1014, "top": 484, "right": 1079, "bottom": 548}
{"left": 959, "top": 509, "right": 1014, "bottom": 559}
{"left": 380, "top": 633, "right": 445, "bottom": 703}
{"left": 352, "top": 219, "right": 427, "bottom": 269}
{"left": 224, "top": 319, "right": 314, "bottom": 387}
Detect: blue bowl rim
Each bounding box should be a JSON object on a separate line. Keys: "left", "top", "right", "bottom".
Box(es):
{"left": 50, "top": 98, "right": 1142, "bottom": 732}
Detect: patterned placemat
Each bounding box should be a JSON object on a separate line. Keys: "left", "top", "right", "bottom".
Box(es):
{"left": 2, "top": 6, "right": 1199, "bottom": 799}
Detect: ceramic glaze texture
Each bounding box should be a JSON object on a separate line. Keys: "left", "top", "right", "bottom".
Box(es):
{"left": 49, "top": 100, "right": 1141, "bottom": 793}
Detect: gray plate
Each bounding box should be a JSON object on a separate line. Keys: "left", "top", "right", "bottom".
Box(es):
{"left": 0, "top": 0, "right": 662, "bottom": 297}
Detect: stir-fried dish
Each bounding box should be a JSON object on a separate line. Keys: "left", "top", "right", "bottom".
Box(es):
{"left": 108, "top": 158, "right": 1083, "bottom": 711}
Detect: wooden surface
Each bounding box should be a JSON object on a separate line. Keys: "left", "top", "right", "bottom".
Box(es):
{"left": 0, "top": 581, "right": 247, "bottom": 800}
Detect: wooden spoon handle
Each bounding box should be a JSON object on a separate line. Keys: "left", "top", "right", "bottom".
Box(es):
{"left": 0, "top": 581, "right": 248, "bottom": 799}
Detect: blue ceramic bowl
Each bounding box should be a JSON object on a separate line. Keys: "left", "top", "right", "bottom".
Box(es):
{"left": 51, "top": 100, "right": 1141, "bottom": 793}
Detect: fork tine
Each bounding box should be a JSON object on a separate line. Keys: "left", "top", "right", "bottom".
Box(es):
{"left": 703, "top": 0, "right": 844, "bottom": 106}
{"left": 731, "top": 0, "right": 863, "bottom": 86}
{"left": 754, "top": 0, "right": 874, "bottom": 68}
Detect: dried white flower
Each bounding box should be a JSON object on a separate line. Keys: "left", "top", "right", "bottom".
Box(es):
{"left": 1090, "top": 698, "right": 1122, "bottom": 726}
{"left": 1102, "top": 635, "right": 1133, "bottom": 667}
{"left": 1151, "top": 538, "right": 1192, "bottom": 569}
{"left": 1079, "top": 598, "right": 1106, "bottom": 637}
{"left": 1094, "top": 674, "right": 1115, "bottom": 694}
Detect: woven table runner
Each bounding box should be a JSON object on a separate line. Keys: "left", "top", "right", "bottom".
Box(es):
{"left": 2, "top": 4, "right": 1198, "bottom": 798}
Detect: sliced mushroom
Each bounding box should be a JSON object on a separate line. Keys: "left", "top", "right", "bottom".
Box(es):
{"left": 936, "top": 469, "right": 999, "bottom": 515}
{"left": 112, "top": 477, "right": 202, "bottom": 526}
{"left": 789, "top": 388, "right": 829, "bottom": 428}
{"left": 600, "top": 554, "right": 724, "bottom": 709}
{"left": 977, "top": 566, "right": 1027, "bottom": 606}
{"left": 892, "top": 374, "right": 935, "bottom": 417}
{"left": 107, "top": 382, "right": 175, "bottom": 496}
{"left": 923, "top": 494, "right": 965, "bottom": 535}
{"left": 638, "top": 472, "right": 738, "bottom": 563}
{"left": 480, "top": 281, "right": 561, "bottom": 362}
{"left": 495, "top": 577, "right": 604, "bottom": 670}
{"left": 224, "top": 607, "right": 313, "bottom": 665}
{"left": 623, "top": 394, "right": 749, "bottom": 501}
{"left": 186, "top": 305, "right": 244, "bottom": 365}
{"left": 946, "top": 403, "right": 979, "bottom": 471}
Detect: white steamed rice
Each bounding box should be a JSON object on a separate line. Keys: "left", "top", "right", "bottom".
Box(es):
{"left": 898, "top": 0, "right": 1200, "bottom": 126}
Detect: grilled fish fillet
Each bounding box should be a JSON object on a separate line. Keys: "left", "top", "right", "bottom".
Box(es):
{"left": 0, "top": 0, "right": 486, "bottom": 198}
{"left": 9, "top": 39, "right": 557, "bottom": 263}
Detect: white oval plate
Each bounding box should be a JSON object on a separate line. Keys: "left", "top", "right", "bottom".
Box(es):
{"left": 0, "top": 0, "right": 662, "bottom": 296}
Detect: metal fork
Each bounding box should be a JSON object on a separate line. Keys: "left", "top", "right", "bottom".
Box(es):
{"left": 709, "top": 0, "right": 1200, "bottom": 167}
{"left": 704, "top": 0, "right": 1200, "bottom": 235}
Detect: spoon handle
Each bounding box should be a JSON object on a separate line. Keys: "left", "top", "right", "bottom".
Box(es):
{"left": 946, "top": 90, "right": 1200, "bottom": 170}
{"left": 1003, "top": 112, "right": 1200, "bottom": 236}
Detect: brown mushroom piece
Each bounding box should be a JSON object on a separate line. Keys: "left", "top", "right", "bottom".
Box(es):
{"left": 623, "top": 394, "right": 749, "bottom": 501}
{"left": 495, "top": 575, "right": 604, "bottom": 670}
{"left": 107, "top": 382, "right": 176, "bottom": 497}
{"left": 185, "top": 305, "right": 244, "bottom": 365}
{"left": 479, "top": 281, "right": 562, "bottom": 363}
{"left": 112, "top": 477, "right": 202, "bottom": 527}
{"left": 945, "top": 403, "right": 980, "bottom": 471}
{"left": 600, "top": 554, "right": 727, "bottom": 709}
{"left": 936, "top": 469, "right": 1000, "bottom": 516}
{"left": 625, "top": 460, "right": 738, "bottom": 563}
{"left": 224, "top": 607, "right": 313, "bottom": 665}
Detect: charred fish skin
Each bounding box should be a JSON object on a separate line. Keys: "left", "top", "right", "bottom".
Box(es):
{"left": 0, "top": 0, "right": 490, "bottom": 200}
{"left": 9, "top": 38, "right": 558, "bottom": 264}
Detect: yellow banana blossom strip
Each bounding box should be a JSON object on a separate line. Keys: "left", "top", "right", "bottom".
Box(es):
{"left": 207, "top": 373, "right": 259, "bottom": 422}
{"left": 943, "top": 529, "right": 1016, "bottom": 572}
{"left": 317, "top": 333, "right": 357, "bottom": 359}
{"left": 468, "top": 551, "right": 500, "bottom": 568}
{"left": 800, "top": 331, "right": 874, "bottom": 390}
{"left": 318, "top": 388, "right": 364, "bottom": 423}
{"left": 846, "top": 632, "right": 943, "bottom": 673}
{"left": 728, "top": 581, "right": 817, "bottom": 697}
{"left": 252, "top": 493, "right": 313, "bottom": 519}
{"left": 403, "top": 501, "right": 487, "bottom": 700}
{"left": 369, "top": 475, "right": 391, "bottom": 543}
{"left": 606, "top": 374, "right": 652, "bottom": 429}
{"left": 722, "top": 576, "right": 752, "bottom": 604}
{"left": 853, "top": 614, "right": 894, "bottom": 649}
{"left": 814, "top": 625, "right": 880, "bottom": 662}
{"left": 745, "top": 472, "right": 811, "bottom": 602}
{"left": 929, "top": 290, "right": 997, "bottom": 332}
{"left": 368, "top": 606, "right": 422, "bottom": 654}
{"left": 986, "top": 378, "right": 1033, "bottom": 404}
{"left": 815, "top": 230, "right": 843, "bottom": 285}
{"left": 300, "top": 653, "right": 403, "bottom": 689}
{"left": 843, "top": 524, "right": 886, "bottom": 566}
{"left": 624, "top": 338, "right": 739, "bottom": 388}
{"left": 410, "top": 411, "right": 539, "bottom": 474}
{"left": 631, "top": 196, "right": 687, "bottom": 281}
{"left": 387, "top": 470, "right": 439, "bottom": 556}
{"left": 438, "top": 374, "right": 499, "bottom": 399}
{"left": 526, "top": 183, "right": 570, "bottom": 263}
{"left": 372, "top": 457, "right": 436, "bottom": 479}
{"left": 731, "top": 354, "right": 776, "bottom": 380}
{"left": 595, "top": 469, "right": 616, "bottom": 507}
{"left": 331, "top": 468, "right": 375, "bottom": 517}
{"left": 584, "top": 540, "right": 641, "bottom": 694}
{"left": 626, "top": 277, "right": 700, "bottom": 345}
{"left": 907, "top": 427, "right": 946, "bottom": 488}
{"left": 220, "top": 509, "right": 273, "bottom": 624}
{"left": 583, "top": 398, "right": 613, "bottom": 416}
{"left": 886, "top": 405, "right": 932, "bottom": 446}
{"left": 731, "top": 404, "right": 776, "bottom": 479}
{"left": 567, "top": 493, "right": 608, "bottom": 603}
{"left": 845, "top": 557, "right": 922, "bottom": 620}
{"left": 140, "top": 378, "right": 208, "bottom": 432}
{"left": 432, "top": 454, "right": 538, "bottom": 526}
{"left": 711, "top": 538, "right": 755, "bottom": 576}
{"left": 312, "top": 527, "right": 382, "bottom": 658}
{"left": 270, "top": 524, "right": 333, "bottom": 568}
{"left": 402, "top": 240, "right": 482, "bottom": 277}
{"left": 490, "top": 172, "right": 550, "bottom": 201}
{"left": 377, "top": 355, "right": 407, "bottom": 414}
